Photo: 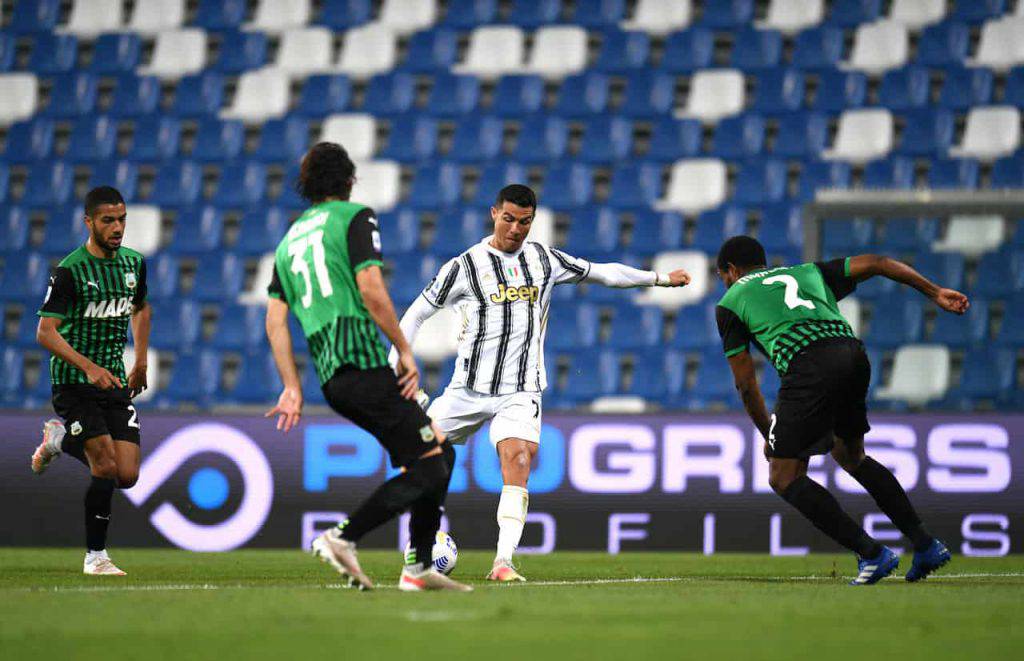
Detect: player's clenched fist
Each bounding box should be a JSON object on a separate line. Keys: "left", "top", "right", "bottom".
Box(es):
{"left": 660, "top": 269, "right": 691, "bottom": 287}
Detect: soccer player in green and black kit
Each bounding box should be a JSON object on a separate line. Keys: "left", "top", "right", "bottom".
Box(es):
{"left": 264, "top": 142, "right": 469, "bottom": 592}
{"left": 715, "top": 236, "right": 969, "bottom": 585}
{"left": 30, "top": 186, "right": 151, "bottom": 576}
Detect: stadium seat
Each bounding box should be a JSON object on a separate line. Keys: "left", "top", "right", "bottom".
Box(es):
{"left": 117, "top": 204, "right": 162, "bottom": 255}
{"left": 0, "top": 33, "right": 13, "bottom": 72}
{"left": 210, "top": 304, "right": 268, "bottom": 351}
{"left": 971, "top": 16, "right": 1024, "bottom": 71}
{"left": 190, "top": 252, "right": 243, "bottom": 302}
{"left": 350, "top": 161, "right": 401, "bottom": 211}
{"left": 406, "top": 163, "right": 461, "bottom": 209}
{"left": 928, "top": 159, "right": 979, "bottom": 189}
{"left": 212, "top": 163, "right": 267, "bottom": 207}
{"left": 447, "top": 116, "right": 502, "bottom": 162}
{"left": 86, "top": 34, "right": 142, "bottom": 76}
{"left": 792, "top": 27, "right": 845, "bottom": 70}
{"left": 759, "top": 0, "right": 824, "bottom": 34}
{"left": 937, "top": 67, "right": 992, "bottom": 111}
{"left": 930, "top": 298, "right": 989, "bottom": 348}
{"left": 752, "top": 68, "right": 804, "bottom": 113}
{"left": 63, "top": 0, "right": 124, "bottom": 38}
{"left": 846, "top": 20, "right": 909, "bottom": 74}
{"left": 148, "top": 161, "right": 202, "bottom": 207}
{"left": 318, "top": 0, "right": 373, "bottom": 29}
{"left": 952, "top": 0, "right": 1006, "bottom": 23}
{"left": 916, "top": 20, "right": 970, "bottom": 67}
{"left": 1, "top": 347, "right": 24, "bottom": 405}
{"left": 594, "top": 30, "right": 649, "bottom": 74}
{"left": 147, "top": 300, "right": 201, "bottom": 350}
{"left": 991, "top": 156, "right": 1024, "bottom": 187}
{"left": 797, "top": 161, "right": 851, "bottom": 200}
{"left": 455, "top": 26, "right": 524, "bottom": 79}
{"left": 22, "top": 162, "right": 73, "bottom": 208}
{"left": 296, "top": 75, "right": 351, "bottom": 116}
{"left": 972, "top": 249, "right": 1024, "bottom": 299}
{"left": 758, "top": 203, "right": 802, "bottom": 255}
{"left": 555, "top": 72, "right": 610, "bottom": 117}
{"left": 88, "top": 160, "right": 138, "bottom": 201}
{"left": 426, "top": 74, "right": 481, "bottom": 117}
{"left": 157, "top": 350, "right": 221, "bottom": 406}
{"left": 619, "top": 71, "right": 675, "bottom": 118}
{"left": 235, "top": 208, "right": 289, "bottom": 255}
{"left": 621, "top": 0, "right": 691, "bottom": 35}
{"left": 540, "top": 163, "right": 594, "bottom": 209}
{"left": 41, "top": 72, "right": 97, "bottom": 119}
{"left": 656, "top": 159, "right": 727, "bottom": 215}
{"left": 127, "top": 116, "right": 181, "bottom": 162}
{"left": 2, "top": 118, "right": 54, "bottom": 163}
{"left": 691, "top": 206, "right": 746, "bottom": 253}
{"left": 606, "top": 164, "right": 662, "bottom": 209}
{"left": 896, "top": 109, "right": 954, "bottom": 156}
{"left": 639, "top": 251, "right": 709, "bottom": 309}
{"left": 252, "top": 117, "right": 311, "bottom": 163}
{"left": 211, "top": 31, "right": 268, "bottom": 74}
{"left": 411, "top": 306, "right": 460, "bottom": 363}
{"left": 274, "top": 27, "right": 333, "bottom": 78}
{"left": 863, "top": 296, "right": 923, "bottom": 347}
{"left": 224, "top": 352, "right": 283, "bottom": 404}
{"left": 562, "top": 350, "right": 620, "bottom": 403}
{"left": 914, "top": 253, "right": 965, "bottom": 291}
{"left": 486, "top": 75, "right": 542, "bottom": 117}
{"left": 888, "top": 0, "right": 946, "bottom": 29}
{"left": 874, "top": 344, "right": 950, "bottom": 405}
{"left": 401, "top": 29, "right": 458, "bottom": 73}
{"left": 362, "top": 72, "right": 416, "bottom": 116}
{"left": 950, "top": 106, "right": 1021, "bottom": 161}
{"left": 320, "top": 114, "right": 377, "bottom": 160}
{"left": 734, "top": 160, "right": 786, "bottom": 205}
{"left": 668, "top": 301, "right": 717, "bottom": 351}
{"left": 39, "top": 207, "right": 90, "bottom": 254}
{"left": 512, "top": 116, "right": 568, "bottom": 164}
{"left": 730, "top": 28, "right": 782, "bottom": 69}
{"left": 190, "top": 119, "right": 244, "bottom": 162}
{"left": 528, "top": 26, "right": 588, "bottom": 80}
{"left": 933, "top": 216, "right": 1007, "bottom": 258}
{"left": 822, "top": 219, "right": 873, "bottom": 254}
{"left": 221, "top": 68, "right": 290, "bottom": 123}
{"left": 246, "top": 0, "right": 311, "bottom": 33}
{"left": 835, "top": 296, "right": 862, "bottom": 336}
{"left": 660, "top": 28, "right": 714, "bottom": 73}
{"left": 238, "top": 253, "right": 277, "bottom": 305}
{"left": 439, "top": 0, "right": 497, "bottom": 27}
{"left": 627, "top": 210, "right": 684, "bottom": 255}
{"left": 606, "top": 303, "right": 663, "bottom": 349}
{"left": 140, "top": 29, "right": 207, "bottom": 80}
{"left": 688, "top": 350, "right": 740, "bottom": 408}
{"left": 944, "top": 347, "right": 1015, "bottom": 409}
{"left": 863, "top": 157, "right": 914, "bottom": 189}
{"left": 128, "top": 0, "right": 185, "bottom": 35}
{"left": 0, "top": 207, "right": 29, "bottom": 254}
{"left": 337, "top": 23, "right": 399, "bottom": 79}
{"left": 65, "top": 116, "right": 116, "bottom": 164}
{"left": 811, "top": 70, "right": 866, "bottom": 112}
{"left": 879, "top": 218, "right": 939, "bottom": 252}
{"left": 166, "top": 206, "right": 224, "bottom": 254}
{"left": 824, "top": 109, "right": 894, "bottom": 163}
{"left": 9, "top": 0, "right": 59, "bottom": 33}
{"left": 108, "top": 75, "right": 160, "bottom": 118}
{"left": 28, "top": 33, "right": 78, "bottom": 74}
{"left": 878, "top": 67, "right": 929, "bottom": 110}
{"left": 626, "top": 349, "right": 687, "bottom": 402}
{"left": 645, "top": 117, "right": 701, "bottom": 161}
{"left": 470, "top": 163, "right": 528, "bottom": 206}
{"left": 194, "top": 0, "right": 245, "bottom": 30}
{"left": 564, "top": 207, "right": 620, "bottom": 256}
{"left": 0, "top": 253, "right": 50, "bottom": 300}
{"left": 170, "top": 72, "right": 224, "bottom": 117}
{"left": 678, "top": 70, "right": 745, "bottom": 124}
{"left": 578, "top": 117, "right": 633, "bottom": 164}
{"left": 772, "top": 112, "right": 828, "bottom": 158}
{"left": 711, "top": 114, "right": 766, "bottom": 159}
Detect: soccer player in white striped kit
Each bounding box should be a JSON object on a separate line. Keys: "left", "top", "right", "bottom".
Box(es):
{"left": 392, "top": 185, "right": 691, "bottom": 581}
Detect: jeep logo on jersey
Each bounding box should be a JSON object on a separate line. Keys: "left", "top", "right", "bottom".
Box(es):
{"left": 490, "top": 283, "right": 540, "bottom": 304}
{"left": 83, "top": 297, "right": 134, "bottom": 319}
{"left": 124, "top": 272, "right": 137, "bottom": 289}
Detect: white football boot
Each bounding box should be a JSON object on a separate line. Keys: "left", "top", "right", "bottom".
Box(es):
{"left": 398, "top": 567, "right": 473, "bottom": 592}
{"left": 83, "top": 553, "right": 126, "bottom": 576}
{"left": 31, "top": 419, "right": 65, "bottom": 475}
{"left": 311, "top": 528, "right": 374, "bottom": 591}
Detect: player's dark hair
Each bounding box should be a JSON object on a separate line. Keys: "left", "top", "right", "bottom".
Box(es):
{"left": 84, "top": 186, "right": 125, "bottom": 217}
{"left": 297, "top": 142, "right": 356, "bottom": 203}
{"left": 495, "top": 184, "right": 537, "bottom": 210}
{"left": 717, "top": 235, "right": 767, "bottom": 272}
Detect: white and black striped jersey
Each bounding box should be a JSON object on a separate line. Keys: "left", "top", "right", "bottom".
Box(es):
{"left": 420, "top": 238, "right": 592, "bottom": 395}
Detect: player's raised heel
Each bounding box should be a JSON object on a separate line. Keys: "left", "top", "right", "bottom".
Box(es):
{"left": 312, "top": 529, "right": 374, "bottom": 591}
{"left": 486, "top": 559, "right": 526, "bottom": 582}
{"left": 398, "top": 568, "right": 473, "bottom": 592}
{"left": 906, "top": 539, "right": 952, "bottom": 582}
{"left": 83, "top": 554, "right": 126, "bottom": 576}
{"left": 849, "top": 546, "right": 899, "bottom": 586}
{"left": 30, "top": 419, "right": 65, "bottom": 475}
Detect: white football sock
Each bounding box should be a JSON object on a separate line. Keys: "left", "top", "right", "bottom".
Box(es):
{"left": 85, "top": 549, "right": 109, "bottom": 562}
{"left": 495, "top": 485, "right": 528, "bottom": 563}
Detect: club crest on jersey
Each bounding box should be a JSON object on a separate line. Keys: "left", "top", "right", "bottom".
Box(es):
{"left": 124, "top": 272, "right": 137, "bottom": 289}
{"left": 419, "top": 425, "right": 436, "bottom": 443}
{"left": 490, "top": 283, "right": 540, "bottom": 304}
{"left": 70, "top": 421, "right": 82, "bottom": 436}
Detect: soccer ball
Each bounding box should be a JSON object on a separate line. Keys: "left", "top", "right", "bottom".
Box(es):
{"left": 404, "top": 531, "right": 458, "bottom": 575}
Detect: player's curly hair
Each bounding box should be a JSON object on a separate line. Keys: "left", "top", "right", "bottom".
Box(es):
{"left": 717, "top": 235, "right": 767, "bottom": 272}
{"left": 297, "top": 142, "right": 356, "bottom": 203}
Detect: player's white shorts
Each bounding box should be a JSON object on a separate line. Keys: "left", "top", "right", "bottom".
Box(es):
{"left": 427, "top": 387, "right": 542, "bottom": 446}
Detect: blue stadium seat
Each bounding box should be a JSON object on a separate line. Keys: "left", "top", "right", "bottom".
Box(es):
{"left": 916, "top": 21, "right": 969, "bottom": 67}
{"left": 190, "top": 119, "right": 244, "bottom": 162}
{"left": 661, "top": 28, "right": 714, "bottom": 73}
{"left": 854, "top": 272, "right": 898, "bottom": 299}
{"left": 972, "top": 250, "right": 1024, "bottom": 299}
{"left": 828, "top": 0, "right": 880, "bottom": 26}
{"left": 211, "top": 304, "right": 267, "bottom": 350}
{"left": 407, "top": 163, "right": 462, "bottom": 209}
{"left": 626, "top": 349, "right": 686, "bottom": 402}
{"left": 878, "top": 67, "right": 930, "bottom": 111}
{"left": 507, "top": 0, "right": 561, "bottom": 28}
{"left": 730, "top": 28, "right": 782, "bottom": 70}
{"left": 863, "top": 296, "right": 922, "bottom": 348}
{"left": 930, "top": 299, "right": 989, "bottom": 348}
{"left": 0, "top": 166, "right": 7, "bottom": 204}
{"left": 22, "top": 162, "right": 73, "bottom": 208}
{"left": 797, "top": 161, "right": 851, "bottom": 201}
{"left": 594, "top": 30, "right": 649, "bottom": 74}
{"left": 566, "top": 207, "right": 621, "bottom": 256}
{"left": 426, "top": 74, "right": 481, "bottom": 117}
{"left": 379, "top": 207, "right": 421, "bottom": 255}
{"left": 401, "top": 29, "right": 458, "bottom": 72}
{"left": 448, "top": 116, "right": 503, "bottom": 162}
{"left": 171, "top": 72, "right": 225, "bottom": 118}
{"left": 991, "top": 156, "right": 1024, "bottom": 187}
{"left": 296, "top": 75, "right": 352, "bottom": 117}
{"left": 252, "top": 117, "right": 310, "bottom": 163}
{"left": 89, "top": 160, "right": 139, "bottom": 201}
{"left": 144, "top": 254, "right": 181, "bottom": 301}
{"left": 148, "top": 300, "right": 201, "bottom": 350}
{"left": 275, "top": 166, "right": 305, "bottom": 209}
{"left": 168, "top": 206, "right": 225, "bottom": 254}
{"left": 235, "top": 207, "right": 289, "bottom": 255}
{"left": 864, "top": 157, "right": 914, "bottom": 189}
{"left": 928, "top": 159, "right": 979, "bottom": 189}
{"left": 878, "top": 218, "right": 939, "bottom": 252}
{"left": 157, "top": 350, "right": 221, "bottom": 407}
{"left": 211, "top": 31, "right": 268, "bottom": 74}
{"left": 439, "top": 0, "right": 497, "bottom": 27}
{"left": 752, "top": 68, "right": 804, "bottom": 113}
{"left": 14, "top": 302, "right": 42, "bottom": 346}
{"left": 27, "top": 361, "right": 53, "bottom": 405}
{"left": 607, "top": 303, "right": 663, "bottom": 349}
{"left": 562, "top": 350, "right": 619, "bottom": 402}
{"left": 758, "top": 203, "right": 802, "bottom": 256}
{"left": 822, "top": 219, "right": 873, "bottom": 254}
{"left": 194, "top": 0, "right": 246, "bottom": 29}
{"left": 0, "top": 33, "right": 14, "bottom": 71}
{"left": 127, "top": 117, "right": 181, "bottom": 162}
{"left": 607, "top": 163, "right": 662, "bottom": 209}
{"left": 949, "top": 0, "right": 1005, "bottom": 23}
{"left": 811, "top": 70, "right": 866, "bottom": 112}
{"left": 319, "top": 0, "right": 373, "bottom": 28}
{"left": 996, "top": 294, "right": 1024, "bottom": 346}
{"left": 213, "top": 163, "right": 267, "bottom": 208}
{"left": 491, "top": 75, "right": 545, "bottom": 117}
{"left": 148, "top": 161, "right": 202, "bottom": 207}
{"left": 0, "top": 207, "right": 29, "bottom": 254}
{"left": 540, "top": 163, "right": 593, "bottom": 209}
{"left": 671, "top": 302, "right": 718, "bottom": 351}
{"left": 512, "top": 116, "right": 568, "bottom": 163}
{"left": 28, "top": 33, "right": 77, "bottom": 74}
{"left": 89, "top": 34, "right": 142, "bottom": 75}
{"left": 692, "top": 206, "right": 746, "bottom": 252}
{"left": 108, "top": 75, "right": 161, "bottom": 118}
{"left": 191, "top": 252, "right": 243, "bottom": 302}
{"left": 897, "top": 109, "right": 954, "bottom": 157}
{"left": 734, "top": 160, "right": 786, "bottom": 205}
{"left": 712, "top": 114, "right": 766, "bottom": 159}
{"left": 362, "top": 72, "right": 416, "bottom": 116}
{"left": 628, "top": 210, "right": 684, "bottom": 255}
{"left": 645, "top": 117, "right": 701, "bottom": 161}
{"left": 2, "top": 118, "right": 54, "bottom": 163}
{"left": 544, "top": 303, "right": 599, "bottom": 351}
{"left": 554, "top": 72, "right": 610, "bottom": 117}
{"left": 9, "top": 0, "right": 60, "bottom": 33}
{"left": 938, "top": 68, "right": 993, "bottom": 111}
{"left": 792, "top": 27, "right": 845, "bottom": 70}
{"left": 378, "top": 116, "right": 438, "bottom": 162}
{"left": 574, "top": 0, "right": 625, "bottom": 27}
{"left": 0, "top": 253, "right": 51, "bottom": 301}
{"left": 1003, "top": 67, "right": 1024, "bottom": 108}
{"left": 689, "top": 350, "right": 740, "bottom": 407}
{"left": 301, "top": 365, "right": 327, "bottom": 407}
{"left": 700, "top": 0, "right": 753, "bottom": 27}
{"left": 66, "top": 116, "right": 117, "bottom": 163}
{"left": 578, "top": 116, "right": 633, "bottom": 164}
{"left": 470, "top": 163, "right": 528, "bottom": 206}
{"left": 1, "top": 348, "right": 24, "bottom": 405}
{"left": 917, "top": 252, "right": 966, "bottom": 290}
{"left": 41, "top": 73, "right": 97, "bottom": 118}
{"left": 944, "top": 347, "right": 1016, "bottom": 409}
{"left": 773, "top": 112, "right": 828, "bottom": 159}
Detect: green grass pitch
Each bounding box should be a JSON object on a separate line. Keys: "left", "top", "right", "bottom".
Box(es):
{"left": 2, "top": 549, "right": 1021, "bottom": 660}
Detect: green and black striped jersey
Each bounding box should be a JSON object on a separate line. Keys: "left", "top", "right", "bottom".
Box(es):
{"left": 716, "top": 258, "right": 858, "bottom": 374}
{"left": 38, "top": 245, "right": 148, "bottom": 385}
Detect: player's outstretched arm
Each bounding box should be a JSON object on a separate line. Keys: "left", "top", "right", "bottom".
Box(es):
{"left": 846, "top": 254, "right": 970, "bottom": 315}
{"left": 128, "top": 302, "right": 151, "bottom": 397}
{"left": 36, "top": 317, "right": 122, "bottom": 389}
{"left": 265, "top": 297, "right": 302, "bottom": 433}
{"left": 727, "top": 350, "right": 772, "bottom": 452}
{"left": 356, "top": 265, "right": 420, "bottom": 400}
{"left": 584, "top": 261, "right": 691, "bottom": 288}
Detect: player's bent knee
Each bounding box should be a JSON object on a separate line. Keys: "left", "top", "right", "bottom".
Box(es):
{"left": 116, "top": 471, "right": 138, "bottom": 489}
{"left": 91, "top": 458, "right": 118, "bottom": 480}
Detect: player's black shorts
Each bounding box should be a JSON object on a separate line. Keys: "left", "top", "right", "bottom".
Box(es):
{"left": 51, "top": 384, "right": 141, "bottom": 462}
{"left": 768, "top": 337, "right": 871, "bottom": 460}
{"left": 322, "top": 365, "right": 438, "bottom": 469}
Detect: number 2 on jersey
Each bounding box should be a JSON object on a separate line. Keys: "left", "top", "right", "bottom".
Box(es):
{"left": 287, "top": 230, "right": 334, "bottom": 308}
{"left": 763, "top": 274, "right": 815, "bottom": 310}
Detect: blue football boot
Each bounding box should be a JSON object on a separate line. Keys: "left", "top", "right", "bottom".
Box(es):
{"left": 906, "top": 539, "right": 951, "bottom": 582}
{"left": 849, "top": 546, "right": 899, "bottom": 586}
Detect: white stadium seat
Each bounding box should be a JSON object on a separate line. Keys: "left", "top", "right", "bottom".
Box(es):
{"left": 239, "top": 254, "right": 276, "bottom": 305}
{"left": 837, "top": 297, "right": 862, "bottom": 337}
{"left": 621, "top": 0, "right": 691, "bottom": 35}
{"left": 590, "top": 396, "right": 649, "bottom": 413}
{"left": 0, "top": 74, "right": 39, "bottom": 126}
{"left": 128, "top": 0, "right": 185, "bottom": 37}
{"left": 139, "top": 29, "right": 207, "bottom": 80}
{"left": 454, "top": 26, "right": 525, "bottom": 79}
{"left": 949, "top": 106, "right": 1021, "bottom": 161}
{"left": 638, "top": 251, "right": 709, "bottom": 310}
{"left": 336, "top": 23, "right": 398, "bottom": 79}
{"left": 875, "top": 345, "right": 950, "bottom": 406}
{"left": 677, "top": 69, "right": 745, "bottom": 124}
{"left": 887, "top": 0, "right": 945, "bottom": 29}
{"left": 320, "top": 114, "right": 377, "bottom": 160}
{"left": 412, "top": 307, "right": 460, "bottom": 363}
{"left": 932, "top": 216, "right": 1007, "bottom": 258}
{"left": 758, "top": 0, "right": 824, "bottom": 34}
{"left": 846, "top": 20, "right": 908, "bottom": 74}
{"left": 379, "top": 0, "right": 438, "bottom": 36}
{"left": 275, "top": 27, "right": 333, "bottom": 78}
{"left": 655, "top": 159, "right": 727, "bottom": 215}
{"left": 351, "top": 161, "right": 401, "bottom": 212}
{"left": 122, "top": 347, "right": 160, "bottom": 403}
{"left": 246, "top": 0, "right": 311, "bottom": 33}
{"left": 823, "top": 109, "right": 894, "bottom": 164}
{"left": 222, "top": 68, "right": 290, "bottom": 122}
{"left": 528, "top": 26, "right": 588, "bottom": 80}
{"left": 122, "top": 205, "right": 163, "bottom": 256}
{"left": 62, "top": 0, "right": 125, "bottom": 38}
{"left": 971, "top": 17, "right": 1024, "bottom": 71}
{"left": 527, "top": 207, "right": 555, "bottom": 246}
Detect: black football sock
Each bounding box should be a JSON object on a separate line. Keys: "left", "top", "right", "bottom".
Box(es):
{"left": 850, "top": 456, "right": 934, "bottom": 552}
{"left": 781, "top": 475, "right": 882, "bottom": 558}
{"left": 407, "top": 445, "right": 455, "bottom": 569}
{"left": 85, "top": 476, "right": 115, "bottom": 552}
